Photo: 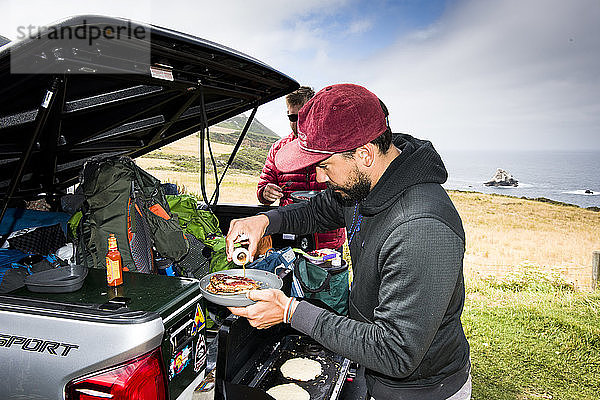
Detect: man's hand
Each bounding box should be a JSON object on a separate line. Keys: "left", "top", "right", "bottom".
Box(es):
{"left": 225, "top": 214, "right": 270, "bottom": 263}
{"left": 228, "top": 289, "right": 289, "bottom": 329}
{"left": 262, "top": 183, "right": 283, "bottom": 203}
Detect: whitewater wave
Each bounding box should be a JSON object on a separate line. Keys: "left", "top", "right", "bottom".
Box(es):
{"left": 484, "top": 182, "right": 533, "bottom": 189}
{"left": 562, "top": 190, "right": 599, "bottom": 196}
{"left": 487, "top": 185, "right": 519, "bottom": 189}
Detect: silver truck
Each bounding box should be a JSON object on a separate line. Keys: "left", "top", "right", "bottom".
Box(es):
{"left": 0, "top": 15, "right": 299, "bottom": 400}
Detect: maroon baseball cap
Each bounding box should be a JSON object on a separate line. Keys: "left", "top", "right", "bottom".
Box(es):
{"left": 274, "top": 84, "right": 388, "bottom": 172}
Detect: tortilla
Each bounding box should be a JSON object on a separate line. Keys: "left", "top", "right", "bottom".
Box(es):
{"left": 266, "top": 383, "right": 310, "bottom": 400}
{"left": 280, "top": 357, "right": 322, "bottom": 381}
{"left": 205, "top": 273, "right": 261, "bottom": 295}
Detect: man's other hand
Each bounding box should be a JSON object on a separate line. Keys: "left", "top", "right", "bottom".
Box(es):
{"left": 228, "top": 289, "right": 289, "bottom": 329}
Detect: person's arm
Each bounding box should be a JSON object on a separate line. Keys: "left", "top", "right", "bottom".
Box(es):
{"left": 263, "top": 188, "right": 346, "bottom": 237}
{"left": 290, "top": 217, "right": 465, "bottom": 378}
{"left": 225, "top": 189, "right": 344, "bottom": 262}
{"left": 228, "top": 288, "right": 290, "bottom": 329}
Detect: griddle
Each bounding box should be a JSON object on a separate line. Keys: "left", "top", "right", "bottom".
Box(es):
{"left": 249, "top": 334, "right": 350, "bottom": 399}
{"left": 213, "top": 266, "right": 349, "bottom": 400}
{"left": 215, "top": 316, "right": 349, "bottom": 400}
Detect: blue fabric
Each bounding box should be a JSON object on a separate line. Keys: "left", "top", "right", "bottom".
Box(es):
{"left": 0, "top": 249, "right": 29, "bottom": 268}
{"left": 248, "top": 247, "right": 296, "bottom": 273}
{"left": 0, "top": 208, "right": 71, "bottom": 236}
{"left": 248, "top": 247, "right": 305, "bottom": 297}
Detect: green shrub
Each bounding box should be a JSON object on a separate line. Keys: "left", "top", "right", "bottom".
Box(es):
{"left": 478, "top": 262, "right": 575, "bottom": 293}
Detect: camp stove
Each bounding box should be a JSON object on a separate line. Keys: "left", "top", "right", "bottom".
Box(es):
{"left": 214, "top": 314, "right": 350, "bottom": 400}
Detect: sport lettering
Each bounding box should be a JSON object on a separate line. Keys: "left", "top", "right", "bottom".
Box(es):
{"left": 0, "top": 333, "right": 79, "bottom": 357}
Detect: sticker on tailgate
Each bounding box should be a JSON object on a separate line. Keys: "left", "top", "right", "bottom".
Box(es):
{"left": 191, "top": 303, "right": 205, "bottom": 336}
{"left": 194, "top": 334, "right": 206, "bottom": 373}
{"left": 169, "top": 345, "right": 191, "bottom": 380}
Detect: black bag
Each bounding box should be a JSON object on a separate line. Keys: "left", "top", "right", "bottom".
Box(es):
{"left": 75, "top": 156, "right": 189, "bottom": 272}
{"left": 175, "top": 233, "right": 211, "bottom": 279}
{"left": 7, "top": 223, "right": 66, "bottom": 255}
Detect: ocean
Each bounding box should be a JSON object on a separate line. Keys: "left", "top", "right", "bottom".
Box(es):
{"left": 439, "top": 150, "right": 600, "bottom": 209}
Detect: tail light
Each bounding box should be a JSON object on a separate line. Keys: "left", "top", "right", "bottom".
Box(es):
{"left": 65, "top": 347, "right": 167, "bottom": 400}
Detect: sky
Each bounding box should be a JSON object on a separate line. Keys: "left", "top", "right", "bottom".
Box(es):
{"left": 3, "top": 0, "right": 599, "bottom": 151}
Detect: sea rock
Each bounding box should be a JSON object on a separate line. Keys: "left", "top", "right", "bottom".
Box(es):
{"left": 484, "top": 168, "right": 518, "bottom": 187}
{"left": 585, "top": 189, "right": 594, "bottom": 194}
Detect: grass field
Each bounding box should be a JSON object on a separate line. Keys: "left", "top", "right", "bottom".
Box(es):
{"left": 450, "top": 191, "right": 600, "bottom": 290}
{"left": 465, "top": 270, "right": 600, "bottom": 400}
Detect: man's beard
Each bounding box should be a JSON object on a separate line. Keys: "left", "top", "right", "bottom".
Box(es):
{"left": 328, "top": 168, "right": 371, "bottom": 205}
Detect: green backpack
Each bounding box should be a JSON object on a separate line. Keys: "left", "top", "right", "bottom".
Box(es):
{"left": 73, "top": 156, "right": 189, "bottom": 272}
{"left": 166, "top": 195, "right": 235, "bottom": 273}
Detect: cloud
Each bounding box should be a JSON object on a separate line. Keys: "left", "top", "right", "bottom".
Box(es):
{"left": 357, "top": 0, "right": 600, "bottom": 150}
{"left": 252, "top": 0, "right": 600, "bottom": 151}
{"left": 345, "top": 18, "right": 374, "bottom": 35}
{"left": 3, "top": 0, "right": 598, "bottom": 151}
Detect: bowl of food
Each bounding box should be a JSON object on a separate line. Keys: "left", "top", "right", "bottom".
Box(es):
{"left": 290, "top": 190, "right": 321, "bottom": 203}
{"left": 199, "top": 269, "right": 283, "bottom": 307}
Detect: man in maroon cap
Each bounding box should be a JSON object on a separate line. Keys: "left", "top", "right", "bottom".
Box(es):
{"left": 226, "top": 84, "right": 471, "bottom": 399}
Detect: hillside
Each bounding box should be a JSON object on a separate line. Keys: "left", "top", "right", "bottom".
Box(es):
{"left": 211, "top": 114, "right": 281, "bottom": 151}
{"left": 141, "top": 114, "right": 282, "bottom": 174}
{"left": 216, "top": 114, "right": 280, "bottom": 139}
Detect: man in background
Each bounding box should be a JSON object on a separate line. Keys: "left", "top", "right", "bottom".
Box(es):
{"left": 257, "top": 86, "right": 345, "bottom": 250}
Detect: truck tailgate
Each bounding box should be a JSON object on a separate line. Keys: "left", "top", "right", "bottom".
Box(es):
{"left": 0, "top": 269, "right": 206, "bottom": 400}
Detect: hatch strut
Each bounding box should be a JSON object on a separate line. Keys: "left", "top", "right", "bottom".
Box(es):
{"left": 0, "top": 76, "right": 63, "bottom": 231}
{"left": 198, "top": 84, "right": 220, "bottom": 209}
{"left": 209, "top": 106, "right": 258, "bottom": 206}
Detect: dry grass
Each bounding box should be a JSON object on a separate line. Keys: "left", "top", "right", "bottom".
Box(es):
{"left": 449, "top": 191, "right": 600, "bottom": 290}
{"left": 133, "top": 161, "right": 263, "bottom": 205}
{"left": 148, "top": 129, "right": 235, "bottom": 158}
{"left": 137, "top": 144, "right": 600, "bottom": 291}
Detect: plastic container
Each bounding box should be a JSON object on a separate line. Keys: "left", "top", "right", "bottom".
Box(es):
{"left": 301, "top": 249, "right": 340, "bottom": 265}
{"left": 24, "top": 265, "right": 89, "bottom": 293}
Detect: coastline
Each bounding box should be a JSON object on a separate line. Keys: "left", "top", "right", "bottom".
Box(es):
{"left": 441, "top": 149, "right": 600, "bottom": 209}
{"left": 448, "top": 189, "right": 600, "bottom": 212}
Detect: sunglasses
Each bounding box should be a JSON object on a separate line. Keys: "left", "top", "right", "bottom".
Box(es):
{"left": 287, "top": 113, "right": 298, "bottom": 122}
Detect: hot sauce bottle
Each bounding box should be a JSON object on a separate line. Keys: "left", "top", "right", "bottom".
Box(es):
{"left": 106, "top": 234, "right": 123, "bottom": 287}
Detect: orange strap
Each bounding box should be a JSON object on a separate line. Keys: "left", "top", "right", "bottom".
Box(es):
{"left": 149, "top": 203, "right": 171, "bottom": 220}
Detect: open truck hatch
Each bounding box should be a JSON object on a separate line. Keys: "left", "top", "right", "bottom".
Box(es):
{"left": 0, "top": 15, "right": 299, "bottom": 206}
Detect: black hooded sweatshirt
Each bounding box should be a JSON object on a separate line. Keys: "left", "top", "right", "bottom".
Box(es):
{"left": 264, "top": 134, "right": 470, "bottom": 399}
